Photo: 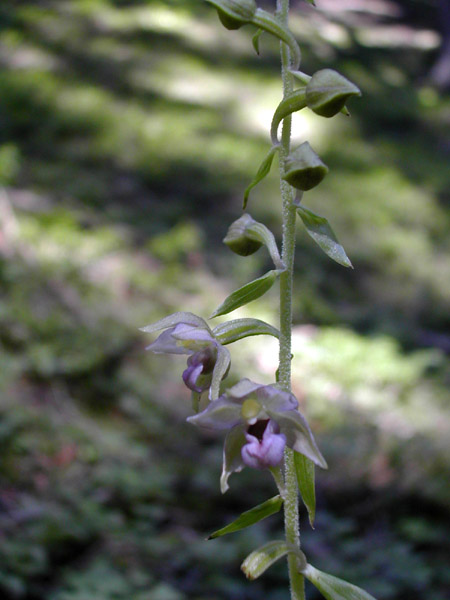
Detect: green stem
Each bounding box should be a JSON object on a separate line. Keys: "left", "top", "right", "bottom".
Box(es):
{"left": 277, "top": 1, "right": 305, "bottom": 599}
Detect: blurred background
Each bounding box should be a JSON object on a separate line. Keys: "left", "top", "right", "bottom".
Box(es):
{"left": 0, "top": 0, "right": 449, "bottom": 599}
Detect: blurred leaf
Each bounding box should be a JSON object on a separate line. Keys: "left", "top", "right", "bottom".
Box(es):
{"left": 208, "top": 495, "right": 283, "bottom": 539}
{"left": 296, "top": 205, "right": 352, "bottom": 268}
{"left": 241, "top": 540, "right": 288, "bottom": 580}
{"left": 294, "top": 451, "right": 316, "bottom": 528}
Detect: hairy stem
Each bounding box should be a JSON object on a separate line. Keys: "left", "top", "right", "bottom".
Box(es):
{"left": 277, "top": 1, "right": 305, "bottom": 599}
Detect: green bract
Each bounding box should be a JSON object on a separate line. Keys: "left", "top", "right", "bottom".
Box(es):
{"left": 207, "top": 0, "right": 257, "bottom": 30}
{"left": 306, "top": 68, "right": 361, "bottom": 118}
{"left": 301, "top": 564, "right": 378, "bottom": 600}
{"left": 282, "top": 142, "right": 328, "bottom": 191}
{"left": 208, "top": 495, "right": 283, "bottom": 539}
{"left": 295, "top": 204, "right": 353, "bottom": 268}
{"left": 241, "top": 540, "right": 289, "bottom": 580}
{"left": 210, "top": 269, "right": 283, "bottom": 318}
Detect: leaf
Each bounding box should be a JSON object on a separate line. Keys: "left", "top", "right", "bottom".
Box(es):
{"left": 210, "top": 269, "right": 281, "bottom": 318}
{"left": 302, "top": 564, "right": 378, "bottom": 600}
{"left": 212, "top": 318, "right": 280, "bottom": 345}
{"left": 252, "top": 29, "right": 263, "bottom": 55}
{"left": 241, "top": 540, "right": 288, "bottom": 580}
{"left": 296, "top": 205, "right": 352, "bottom": 268}
{"left": 294, "top": 452, "right": 316, "bottom": 528}
{"left": 243, "top": 147, "right": 278, "bottom": 209}
{"left": 209, "top": 495, "right": 283, "bottom": 538}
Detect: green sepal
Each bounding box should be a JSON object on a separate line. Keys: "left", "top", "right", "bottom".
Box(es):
{"left": 210, "top": 269, "right": 282, "bottom": 318}
{"left": 304, "top": 0, "right": 316, "bottom": 5}
{"left": 270, "top": 89, "right": 307, "bottom": 145}
{"left": 241, "top": 540, "right": 288, "bottom": 580}
{"left": 294, "top": 452, "right": 316, "bottom": 528}
{"left": 243, "top": 146, "right": 278, "bottom": 209}
{"left": 302, "top": 564, "right": 378, "bottom": 600}
{"left": 212, "top": 318, "right": 280, "bottom": 345}
{"left": 208, "top": 495, "right": 283, "bottom": 539}
{"left": 296, "top": 204, "right": 353, "bottom": 268}
{"left": 252, "top": 28, "right": 263, "bottom": 55}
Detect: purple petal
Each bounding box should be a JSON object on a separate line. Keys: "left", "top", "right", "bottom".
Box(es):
{"left": 241, "top": 421, "right": 286, "bottom": 469}
{"left": 182, "top": 363, "right": 205, "bottom": 392}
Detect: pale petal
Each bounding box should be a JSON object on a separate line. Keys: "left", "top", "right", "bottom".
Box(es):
{"left": 226, "top": 378, "right": 263, "bottom": 401}
{"left": 267, "top": 409, "right": 327, "bottom": 469}
{"left": 221, "top": 424, "right": 246, "bottom": 493}
{"left": 209, "top": 344, "right": 231, "bottom": 401}
{"left": 140, "top": 312, "right": 210, "bottom": 334}
{"left": 187, "top": 397, "right": 241, "bottom": 430}
{"left": 145, "top": 327, "right": 190, "bottom": 355}
{"left": 256, "top": 385, "right": 298, "bottom": 412}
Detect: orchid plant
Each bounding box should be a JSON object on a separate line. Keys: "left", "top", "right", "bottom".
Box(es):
{"left": 143, "top": 1, "right": 377, "bottom": 599}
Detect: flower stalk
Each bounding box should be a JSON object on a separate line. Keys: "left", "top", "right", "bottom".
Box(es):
{"left": 142, "top": 2, "right": 371, "bottom": 599}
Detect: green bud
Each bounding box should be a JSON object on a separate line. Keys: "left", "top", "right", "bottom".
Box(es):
{"left": 207, "top": 0, "right": 257, "bottom": 30}
{"left": 306, "top": 68, "right": 361, "bottom": 118}
{"left": 282, "top": 142, "right": 328, "bottom": 191}
{"left": 223, "top": 214, "right": 263, "bottom": 256}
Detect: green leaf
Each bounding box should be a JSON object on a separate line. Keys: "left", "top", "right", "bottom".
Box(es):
{"left": 302, "top": 564, "right": 378, "bottom": 600}
{"left": 209, "top": 495, "right": 283, "bottom": 539}
{"left": 243, "top": 146, "right": 278, "bottom": 209}
{"left": 212, "top": 318, "right": 280, "bottom": 345}
{"left": 210, "top": 269, "right": 281, "bottom": 318}
{"left": 241, "top": 540, "right": 288, "bottom": 580}
{"left": 252, "top": 29, "right": 263, "bottom": 55}
{"left": 294, "top": 452, "right": 316, "bottom": 528}
{"left": 296, "top": 205, "right": 352, "bottom": 268}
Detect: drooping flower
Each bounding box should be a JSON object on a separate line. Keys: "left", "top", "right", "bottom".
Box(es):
{"left": 141, "top": 312, "right": 230, "bottom": 401}
{"left": 187, "top": 378, "right": 327, "bottom": 492}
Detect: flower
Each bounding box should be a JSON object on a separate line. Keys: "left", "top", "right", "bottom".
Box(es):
{"left": 141, "top": 312, "right": 230, "bottom": 400}
{"left": 241, "top": 419, "right": 287, "bottom": 469}
{"left": 187, "top": 378, "right": 327, "bottom": 492}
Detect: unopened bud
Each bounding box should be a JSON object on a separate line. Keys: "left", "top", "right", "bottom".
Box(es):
{"left": 208, "top": 0, "right": 257, "bottom": 30}
{"left": 306, "top": 69, "right": 361, "bottom": 118}
{"left": 282, "top": 142, "right": 328, "bottom": 191}
{"left": 223, "top": 214, "right": 263, "bottom": 256}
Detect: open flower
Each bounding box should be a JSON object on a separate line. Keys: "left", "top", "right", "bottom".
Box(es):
{"left": 141, "top": 312, "right": 230, "bottom": 400}
{"left": 187, "top": 378, "right": 327, "bottom": 492}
